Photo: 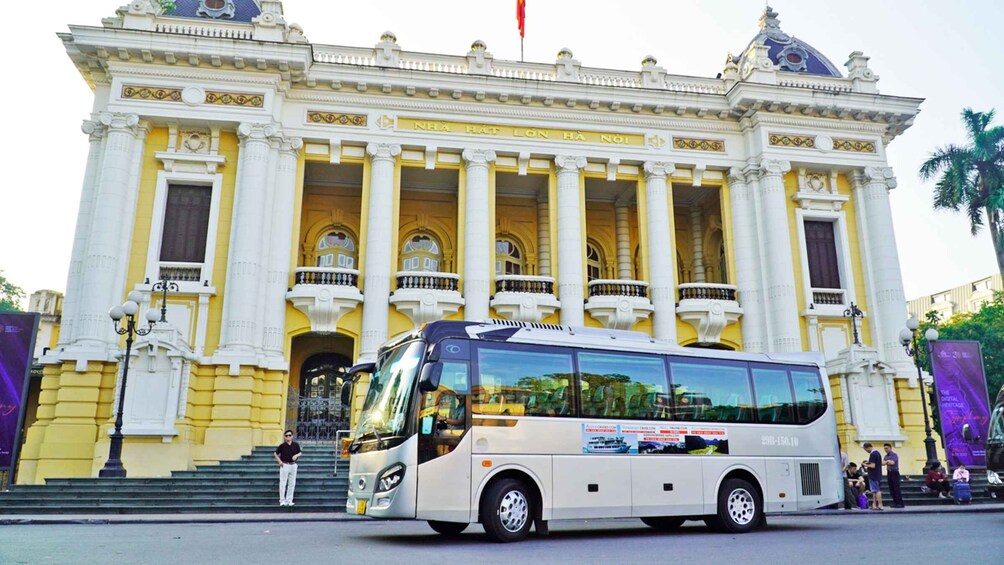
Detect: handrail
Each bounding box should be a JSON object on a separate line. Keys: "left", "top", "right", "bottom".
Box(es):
{"left": 495, "top": 275, "right": 556, "bottom": 295}
{"left": 678, "top": 283, "right": 738, "bottom": 302}
{"left": 294, "top": 267, "right": 359, "bottom": 286}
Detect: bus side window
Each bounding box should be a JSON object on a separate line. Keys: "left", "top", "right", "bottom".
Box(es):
{"left": 577, "top": 351, "right": 667, "bottom": 420}
{"left": 669, "top": 358, "right": 753, "bottom": 423}
{"left": 751, "top": 365, "right": 796, "bottom": 424}
{"left": 475, "top": 345, "right": 575, "bottom": 417}
{"left": 790, "top": 369, "right": 826, "bottom": 424}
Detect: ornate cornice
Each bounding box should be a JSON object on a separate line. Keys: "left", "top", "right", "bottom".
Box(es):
{"left": 554, "top": 155, "right": 587, "bottom": 173}
{"left": 106, "top": 61, "right": 283, "bottom": 88}
{"left": 462, "top": 148, "right": 497, "bottom": 166}
{"left": 366, "top": 142, "right": 402, "bottom": 161}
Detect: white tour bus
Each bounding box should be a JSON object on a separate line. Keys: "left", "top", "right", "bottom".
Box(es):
{"left": 344, "top": 320, "right": 841, "bottom": 542}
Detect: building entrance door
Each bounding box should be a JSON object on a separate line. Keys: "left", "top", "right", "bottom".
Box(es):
{"left": 286, "top": 353, "right": 352, "bottom": 441}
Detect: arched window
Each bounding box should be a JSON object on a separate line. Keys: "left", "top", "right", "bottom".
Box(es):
{"left": 495, "top": 238, "right": 524, "bottom": 275}
{"left": 401, "top": 234, "right": 442, "bottom": 272}
{"left": 586, "top": 242, "right": 603, "bottom": 281}
{"left": 316, "top": 231, "right": 357, "bottom": 269}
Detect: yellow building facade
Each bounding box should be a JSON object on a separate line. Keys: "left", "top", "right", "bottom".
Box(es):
{"left": 18, "top": 2, "right": 936, "bottom": 483}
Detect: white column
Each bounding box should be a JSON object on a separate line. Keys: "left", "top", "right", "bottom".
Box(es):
{"left": 462, "top": 148, "right": 496, "bottom": 321}
{"left": 537, "top": 195, "right": 551, "bottom": 277}
{"left": 263, "top": 136, "right": 303, "bottom": 356}
{"left": 728, "top": 167, "right": 767, "bottom": 352}
{"left": 58, "top": 118, "right": 106, "bottom": 347}
{"left": 359, "top": 143, "right": 401, "bottom": 361}
{"left": 74, "top": 112, "right": 141, "bottom": 348}
{"left": 690, "top": 207, "right": 706, "bottom": 283}
{"left": 643, "top": 162, "right": 677, "bottom": 342}
{"left": 856, "top": 167, "right": 912, "bottom": 370}
{"left": 757, "top": 159, "right": 801, "bottom": 352}
{"left": 615, "top": 202, "right": 632, "bottom": 279}
{"left": 219, "top": 122, "right": 277, "bottom": 352}
{"left": 555, "top": 155, "right": 586, "bottom": 326}
{"left": 112, "top": 121, "right": 150, "bottom": 314}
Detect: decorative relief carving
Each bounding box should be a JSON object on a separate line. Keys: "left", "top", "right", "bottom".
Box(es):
{"left": 461, "top": 148, "right": 497, "bottom": 166}
{"left": 673, "top": 137, "right": 725, "bottom": 152}
{"left": 643, "top": 161, "right": 675, "bottom": 179}
{"left": 768, "top": 133, "right": 815, "bottom": 148}
{"left": 646, "top": 135, "right": 666, "bottom": 149}
{"left": 832, "top": 138, "right": 877, "bottom": 153}
{"left": 179, "top": 129, "right": 210, "bottom": 154}
{"left": 306, "top": 111, "right": 368, "bottom": 127}
{"left": 205, "top": 91, "right": 264, "bottom": 107}
{"left": 122, "top": 85, "right": 182, "bottom": 102}
{"left": 554, "top": 155, "right": 587, "bottom": 173}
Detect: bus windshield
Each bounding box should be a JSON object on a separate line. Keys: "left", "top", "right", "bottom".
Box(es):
{"left": 353, "top": 341, "right": 424, "bottom": 447}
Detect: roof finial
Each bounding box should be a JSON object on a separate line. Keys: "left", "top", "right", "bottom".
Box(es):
{"left": 759, "top": 5, "right": 781, "bottom": 30}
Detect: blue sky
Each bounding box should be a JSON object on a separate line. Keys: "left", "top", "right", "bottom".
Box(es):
{"left": 1, "top": 0, "right": 1000, "bottom": 304}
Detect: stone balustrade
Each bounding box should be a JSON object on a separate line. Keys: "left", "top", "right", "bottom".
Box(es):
{"left": 396, "top": 271, "right": 460, "bottom": 292}
{"left": 294, "top": 267, "right": 359, "bottom": 287}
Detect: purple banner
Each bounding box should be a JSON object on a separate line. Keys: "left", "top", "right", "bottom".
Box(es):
{"left": 0, "top": 313, "right": 38, "bottom": 471}
{"left": 929, "top": 341, "right": 991, "bottom": 468}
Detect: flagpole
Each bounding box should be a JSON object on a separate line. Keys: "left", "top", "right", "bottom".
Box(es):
{"left": 521, "top": 37, "right": 524, "bottom": 62}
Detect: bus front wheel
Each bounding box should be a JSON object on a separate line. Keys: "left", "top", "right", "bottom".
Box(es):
{"left": 705, "top": 478, "right": 762, "bottom": 534}
{"left": 428, "top": 520, "right": 468, "bottom": 536}
{"left": 480, "top": 478, "right": 534, "bottom": 543}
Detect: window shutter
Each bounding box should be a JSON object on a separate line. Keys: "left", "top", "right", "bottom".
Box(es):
{"left": 160, "top": 185, "right": 212, "bottom": 263}
{"left": 804, "top": 221, "right": 840, "bottom": 289}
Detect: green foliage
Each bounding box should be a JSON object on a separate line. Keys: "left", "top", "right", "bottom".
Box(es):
{"left": 919, "top": 108, "right": 1004, "bottom": 279}
{"left": 160, "top": 1, "right": 177, "bottom": 13}
{"left": 0, "top": 269, "right": 25, "bottom": 312}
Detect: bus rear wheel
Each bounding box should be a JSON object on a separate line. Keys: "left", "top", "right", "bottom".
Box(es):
{"left": 480, "top": 478, "right": 533, "bottom": 543}
{"left": 705, "top": 478, "right": 762, "bottom": 534}
{"left": 428, "top": 520, "right": 468, "bottom": 536}
{"left": 640, "top": 516, "right": 686, "bottom": 530}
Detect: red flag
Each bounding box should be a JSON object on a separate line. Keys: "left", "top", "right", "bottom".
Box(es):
{"left": 517, "top": 0, "right": 526, "bottom": 38}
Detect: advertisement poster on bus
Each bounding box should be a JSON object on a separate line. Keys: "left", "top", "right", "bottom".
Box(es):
{"left": 1, "top": 313, "right": 39, "bottom": 474}
{"left": 929, "top": 341, "right": 991, "bottom": 468}
{"left": 582, "top": 423, "right": 728, "bottom": 455}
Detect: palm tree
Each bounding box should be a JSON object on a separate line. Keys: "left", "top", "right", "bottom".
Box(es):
{"left": 920, "top": 108, "right": 1004, "bottom": 279}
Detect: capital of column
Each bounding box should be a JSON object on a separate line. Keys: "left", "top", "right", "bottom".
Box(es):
{"left": 462, "top": 148, "right": 497, "bottom": 167}
{"left": 279, "top": 136, "right": 304, "bottom": 156}
{"left": 81, "top": 119, "right": 107, "bottom": 142}
{"left": 554, "top": 154, "right": 587, "bottom": 174}
{"left": 238, "top": 122, "right": 279, "bottom": 143}
{"left": 98, "top": 112, "right": 140, "bottom": 135}
{"left": 727, "top": 166, "right": 748, "bottom": 186}
{"left": 758, "top": 158, "right": 791, "bottom": 179}
{"left": 643, "top": 161, "right": 675, "bottom": 180}
{"left": 366, "top": 142, "right": 402, "bottom": 162}
{"left": 862, "top": 166, "right": 897, "bottom": 189}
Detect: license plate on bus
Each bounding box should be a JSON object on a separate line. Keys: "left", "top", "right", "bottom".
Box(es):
{"left": 356, "top": 500, "right": 367, "bottom": 515}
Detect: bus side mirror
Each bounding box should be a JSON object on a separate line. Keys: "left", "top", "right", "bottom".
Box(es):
{"left": 418, "top": 362, "right": 443, "bottom": 393}
{"left": 340, "top": 380, "right": 353, "bottom": 405}
{"left": 962, "top": 423, "right": 973, "bottom": 442}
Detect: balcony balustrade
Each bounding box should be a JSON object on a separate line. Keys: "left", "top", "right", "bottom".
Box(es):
{"left": 286, "top": 267, "right": 363, "bottom": 332}
{"left": 491, "top": 275, "right": 560, "bottom": 323}
{"left": 389, "top": 271, "right": 464, "bottom": 326}
{"left": 585, "top": 279, "right": 653, "bottom": 330}
{"left": 676, "top": 283, "right": 743, "bottom": 344}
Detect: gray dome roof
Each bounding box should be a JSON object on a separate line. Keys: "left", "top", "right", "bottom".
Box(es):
{"left": 739, "top": 6, "right": 842, "bottom": 77}
{"left": 165, "top": 0, "right": 262, "bottom": 23}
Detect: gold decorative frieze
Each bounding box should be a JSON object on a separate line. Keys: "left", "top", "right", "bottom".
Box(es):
{"left": 673, "top": 137, "right": 725, "bottom": 152}
{"left": 121, "top": 85, "right": 182, "bottom": 102}
{"left": 397, "top": 117, "right": 644, "bottom": 146}
{"left": 205, "top": 91, "right": 264, "bottom": 107}
{"left": 832, "top": 138, "right": 877, "bottom": 153}
{"left": 307, "top": 111, "right": 368, "bottom": 127}
{"left": 769, "top": 133, "right": 815, "bottom": 148}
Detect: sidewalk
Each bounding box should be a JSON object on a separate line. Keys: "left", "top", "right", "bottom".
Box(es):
{"left": 3, "top": 503, "right": 1003, "bottom": 525}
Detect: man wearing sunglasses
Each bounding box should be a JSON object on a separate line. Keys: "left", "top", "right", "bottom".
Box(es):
{"left": 274, "top": 430, "right": 302, "bottom": 506}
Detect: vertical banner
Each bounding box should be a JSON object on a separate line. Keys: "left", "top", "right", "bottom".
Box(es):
{"left": 929, "top": 341, "right": 991, "bottom": 468}
{"left": 0, "top": 313, "right": 39, "bottom": 477}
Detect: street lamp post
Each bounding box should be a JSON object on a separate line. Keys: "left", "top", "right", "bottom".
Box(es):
{"left": 899, "top": 316, "right": 941, "bottom": 471}
{"left": 150, "top": 278, "right": 179, "bottom": 323}
{"left": 98, "top": 291, "right": 160, "bottom": 478}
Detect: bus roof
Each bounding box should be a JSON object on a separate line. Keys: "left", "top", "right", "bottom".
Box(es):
{"left": 383, "top": 320, "right": 824, "bottom": 368}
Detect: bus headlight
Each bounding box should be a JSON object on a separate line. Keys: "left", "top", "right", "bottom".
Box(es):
{"left": 988, "top": 470, "right": 1002, "bottom": 485}
{"left": 376, "top": 463, "right": 406, "bottom": 493}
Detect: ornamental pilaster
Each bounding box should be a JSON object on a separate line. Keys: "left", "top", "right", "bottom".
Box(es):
{"left": 615, "top": 202, "right": 632, "bottom": 280}
{"left": 756, "top": 158, "right": 801, "bottom": 352}
{"left": 853, "top": 167, "right": 911, "bottom": 371}
{"left": 727, "top": 166, "right": 767, "bottom": 352}
{"left": 360, "top": 143, "right": 401, "bottom": 361}
{"left": 462, "top": 148, "right": 496, "bottom": 321}
{"left": 555, "top": 155, "right": 587, "bottom": 326}
{"left": 263, "top": 136, "right": 302, "bottom": 355}
{"left": 643, "top": 161, "right": 677, "bottom": 342}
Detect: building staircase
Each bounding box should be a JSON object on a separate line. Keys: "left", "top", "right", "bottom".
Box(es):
{"left": 0, "top": 444, "right": 349, "bottom": 514}
{"left": 866, "top": 473, "right": 995, "bottom": 507}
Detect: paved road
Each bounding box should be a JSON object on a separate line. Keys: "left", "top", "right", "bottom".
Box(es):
{"left": 2, "top": 512, "right": 1001, "bottom": 564}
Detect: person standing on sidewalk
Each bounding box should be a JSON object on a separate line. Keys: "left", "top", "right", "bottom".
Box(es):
{"left": 883, "top": 443, "right": 904, "bottom": 508}
{"left": 274, "top": 430, "right": 302, "bottom": 507}
{"left": 863, "top": 443, "right": 884, "bottom": 510}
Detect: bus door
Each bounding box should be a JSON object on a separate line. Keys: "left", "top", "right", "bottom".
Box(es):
{"left": 415, "top": 345, "right": 473, "bottom": 522}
